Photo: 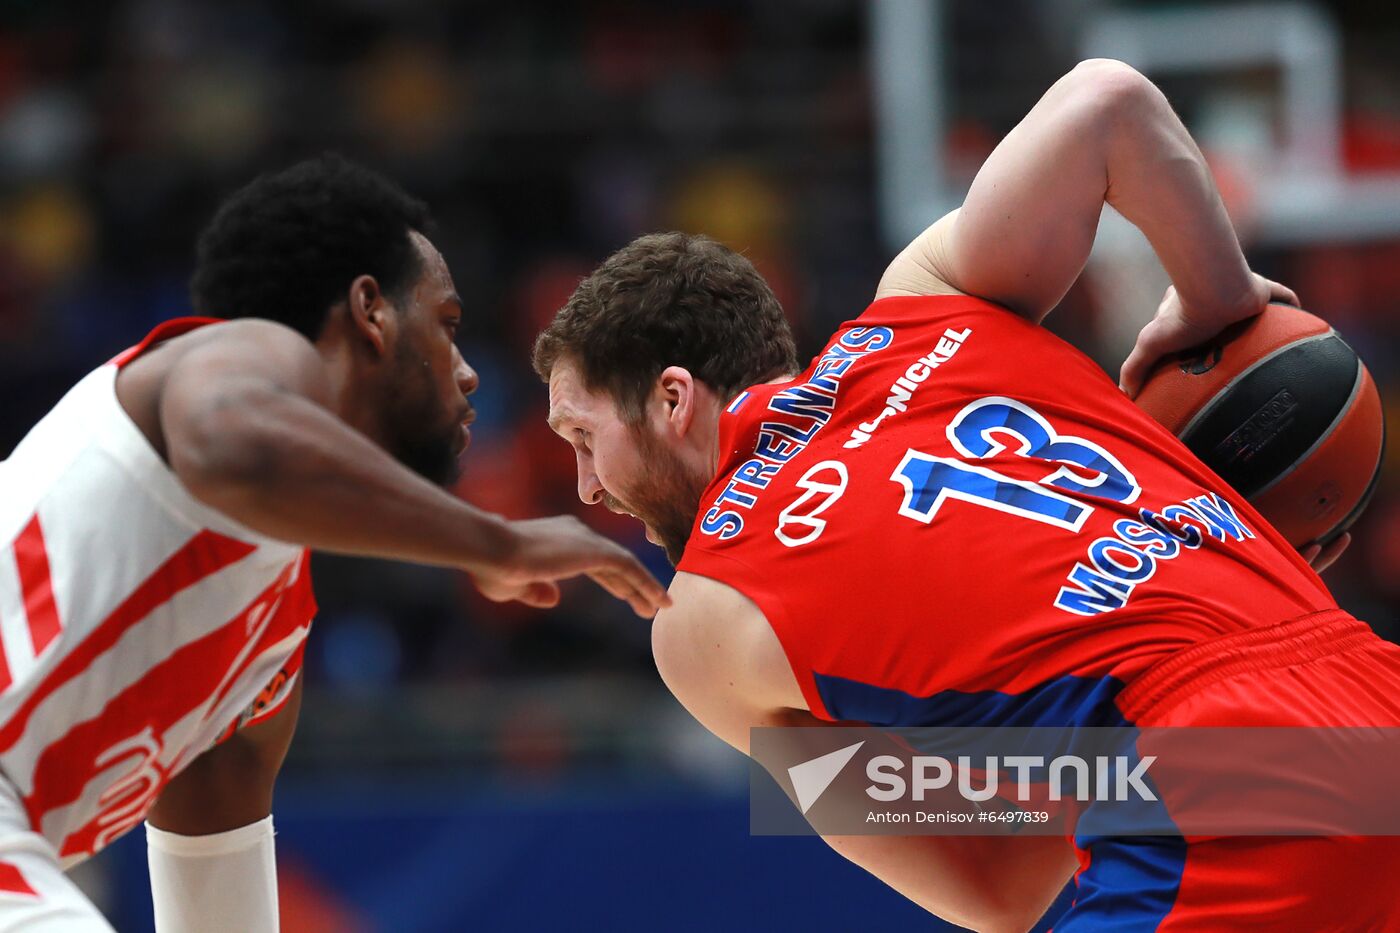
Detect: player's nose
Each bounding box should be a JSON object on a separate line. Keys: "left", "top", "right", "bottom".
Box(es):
{"left": 453, "top": 346, "right": 479, "bottom": 397}
{"left": 576, "top": 458, "right": 603, "bottom": 506}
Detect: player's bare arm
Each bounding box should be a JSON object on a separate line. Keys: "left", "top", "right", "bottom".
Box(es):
{"left": 119, "top": 319, "right": 668, "bottom": 618}
{"left": 875, "top": 58, "right": 1294, "bottom": 391}
{"left": 653, "top": 573, "right": 1076, "bottom": 933}
{"left": 876, "top": 59, "right": 1351, "bottom": 572}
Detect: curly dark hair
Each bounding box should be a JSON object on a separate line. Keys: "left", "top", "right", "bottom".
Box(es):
{"left": 190, "top": 154, "right": 434, "bottom": 339}
{"left": 533, "top": 232, "right": 799, "bottom": 421}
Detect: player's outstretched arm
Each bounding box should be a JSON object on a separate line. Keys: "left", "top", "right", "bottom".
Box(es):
{"left": 142, "top": 677, "right": 303, "bottom": 932}
{"left": 653, "top": 573, "right": 1075, "bottom": 933}
{"left": 156, "top": 320, "right": 668, "bottom": 617}
{"left": 877, "top": 59, "right": 1290, "bottom": 388}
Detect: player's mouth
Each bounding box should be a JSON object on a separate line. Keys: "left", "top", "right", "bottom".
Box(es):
{"left": 620, "top": 511, "right": 659, "bottom": 544}
{"left": 604, "top": 496, "right": 654, "bottom": 541}
{"left": 457, "top": 408, "right": 476, "bottom": 452}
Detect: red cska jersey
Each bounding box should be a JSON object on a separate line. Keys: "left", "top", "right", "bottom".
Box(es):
{"left": 676, "top": 295, "right": 1334, "bottom": 730}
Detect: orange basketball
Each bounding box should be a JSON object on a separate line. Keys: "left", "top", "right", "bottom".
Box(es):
{"left": 1134, "top": 304, "right": 1385, "bottom": 549}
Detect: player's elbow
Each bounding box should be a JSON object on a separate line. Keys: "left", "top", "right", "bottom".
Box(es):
{"left": 941, "top": 852, "right": 1058, "bottom": 933}
{"left": 906, "top": 889, "right": 1039, "bottom": 933}
{"left": 967, "top": 900, "right": 1044, "bottom": 933}
{"left": 925, "top": 882, "right": 1042, "bottom": 933}
{"left": 1069, "top": 58, "right": 1151, "bottom": 96}
{"left": 1063, "top": 58, "right": 1162, "bottom": 130}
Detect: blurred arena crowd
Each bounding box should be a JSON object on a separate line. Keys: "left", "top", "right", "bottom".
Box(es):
{"left": 1, "top": 0, "right": 1398, "bottom": 766}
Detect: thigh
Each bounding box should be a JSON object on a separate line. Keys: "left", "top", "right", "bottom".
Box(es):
{"left": 1160, "top": 835, "right": 1400, "bottom": 932}
{"left": 1058, "top": 835, "right": 1400, "bottom": 932}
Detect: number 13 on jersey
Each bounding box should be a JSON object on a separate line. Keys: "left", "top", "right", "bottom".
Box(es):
{"left": 892, "top": 397, "right": 1140, "bottom": 533}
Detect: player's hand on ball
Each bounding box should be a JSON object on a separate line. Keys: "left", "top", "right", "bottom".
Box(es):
{"left": 1301, "top": 533, "right": 1351, "bottom": 575}
{"left": 471, "top": 515, "right": 671, "bottom": 618}
{"left": 1120, "top": 274, "right": 1299, "bottom": 398}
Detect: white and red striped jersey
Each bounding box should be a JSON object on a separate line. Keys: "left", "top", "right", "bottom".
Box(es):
{"left": 0, "top": 318, "right": 315, "bottom": 866}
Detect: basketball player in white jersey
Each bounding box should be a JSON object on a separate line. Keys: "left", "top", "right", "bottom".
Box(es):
{"left": 0, "top": 155, "right": 669, "bottom": 931}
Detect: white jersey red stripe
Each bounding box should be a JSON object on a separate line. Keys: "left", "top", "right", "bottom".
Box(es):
{"left": 0, "top": 318, "right": 315, "bottom": 866}
{"left": 14, "top": 517, "right": 62, "bottom": 663}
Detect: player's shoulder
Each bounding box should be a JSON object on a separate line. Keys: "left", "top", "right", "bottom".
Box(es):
{"left": 652, "top": 572, "right": 772, "bottom": 675}
{"left": 178, "top": 317, "right": 320, "bottom": 360}
{"left": 156, "top": 318, "right": 333, "bottom": 405}
{"left": 122, "top": 317, "right": 323, "bottom": 382}
{"left": 652, "top": 571, "right": 804, "bottom": 718}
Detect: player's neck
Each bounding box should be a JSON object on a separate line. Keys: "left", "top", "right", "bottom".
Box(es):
{"left": 311, "top": 338, "right": 385, "bottom": 443}
{"left": 692, "top": 397, "right": 724, "bottom": 481}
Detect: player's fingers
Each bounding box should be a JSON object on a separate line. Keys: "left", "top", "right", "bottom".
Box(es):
{"left": 1267, "top": 279, "right": 1300, "bottom": 308}
{"left": 599, "top": 549, "right": 671, "bottom": 611}
{"left": 592, "top": 567, "right": 665, "bottom": 618}
{"left": 519, "top": 580, "right": 561, "bottom": 608}
{"left": 1156, "top": 286, "right": 1177, "bottom": 314}
{"left": 473, "top": 575, "right": 515, "bottom": 603}
{"left": 587, "top": 566, "right": 633, "bottom": 602}
{"left": 596, "top": 571, "right": 649, "bottom": 613}
{"left": 1310, "top": 533, "right": 1351, "bottom": 574}
{"left": 1119, "top": 341, "right": 1152, "bottom": 398}
{"left": 607, "top": 563, "right": 670, "bottom": 617}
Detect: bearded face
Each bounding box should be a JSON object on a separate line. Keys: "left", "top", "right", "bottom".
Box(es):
{"left": 601, "top": 421, "right": 710, "bottom": 565}
{"left": 547, "top": 360, "right": 711, "bottom": 565}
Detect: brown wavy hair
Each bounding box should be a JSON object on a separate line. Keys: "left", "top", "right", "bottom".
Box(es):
{"left": 533, "top": 232, "right": 798, "bottom": 421}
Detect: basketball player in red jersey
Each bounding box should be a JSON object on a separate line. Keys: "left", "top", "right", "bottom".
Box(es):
{"left": 0, "top": 155, "right": 667, "bottom": 931}
{"left": 536, "top": 60, "right": 1398, "bottom": 930}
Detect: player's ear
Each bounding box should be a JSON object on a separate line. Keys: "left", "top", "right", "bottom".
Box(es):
{"left": 657, "top": 366, "right": 697, "bottom": 439}
{"left": 347, "top": 274, "right": 393, "bottom": 358}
